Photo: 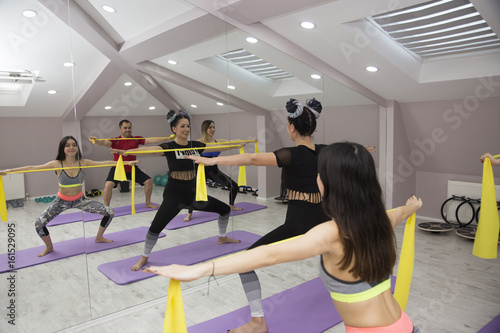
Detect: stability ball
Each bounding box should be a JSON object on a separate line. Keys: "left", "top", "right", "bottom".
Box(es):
{"left": 154, "top": 175, "right": 162, "bottom": 186}
{"left": 161, "top": 174, "right": 168, "bottom": 187}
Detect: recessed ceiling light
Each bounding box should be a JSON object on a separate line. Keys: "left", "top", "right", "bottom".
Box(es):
{"left": 227, "top": 85, "right": 236, "bottom": 90}
{"left": 311, "top": 74, "right": 322, "bottom": 79}
{"left": 102, "top": 5, "right": 116, "bottom": 13}
{"left": 365, "top": 66, "right": 379, "bottom": 72}
{"left": 149, "top": 106, "right": 156, "bottom": 110}
{"left": 22, "top": 10, "right": 37, "bottom": 18}
{"left": 124, "top": 81, "right": 132, "bottom": 86}
{"left": 246, "top": 37, "right": 258, "bottom": 43}
{"left": 168, "top": 60, "right": 178, "bottom": 65}
{"left": 63, "top": 62, "right": 75, "bottom": 67}
{"left": 300, "top": 21, "right": 315, "bottom": 29}
{"left": 47, "top": 90, "right": 57, "bottom": 94}
{"left": 216, "top": 102, "right": 224, "bottom": 106}
{"left": 191, "top": 104, "right": 197, "bottom": 108}
{"left": 105, "top": 106, "right": 112, "bottom": 110}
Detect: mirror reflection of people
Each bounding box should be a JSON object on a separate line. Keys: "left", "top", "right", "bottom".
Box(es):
{"left": 0, "top": 136, "right": 132, "bottom": 257}
{"left": 90, "top": 119, "right": 168, "bottom": 209}
{"left": 112, "top": 111, "right": 242, "bottom": 272}
{"left": 480, "top": 153, "right": 500, "bottom": 166}
{"left": 145, "top": 142, "right": 423, "bottom": 333}
{"left": 183, "top": 119, "right": 251, "bottom": 222}
{"left": 185, "top": 98, "right": 330, "bottom": 332}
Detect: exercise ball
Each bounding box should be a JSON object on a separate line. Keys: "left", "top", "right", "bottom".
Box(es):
{"left": 161, "top": 174, "right": 168, "bottom": 187}
{"left": 153, "top": 175, "right": 162, "bottom": 186}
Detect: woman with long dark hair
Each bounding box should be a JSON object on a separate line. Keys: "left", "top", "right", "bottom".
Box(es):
{"left": 145, "top": 142, "right": 423, "bottom": 332}
{"left": 0, "top": 136, "right": 126, "bottom": 257}
{"left": 183, "top": 98, "right": 329, "bottom": 332}
{"left": 113, "top": 110, "right": 241, "bottom": 272}
{"left": 183, "top": 119, "right": 244, "bottom": 222}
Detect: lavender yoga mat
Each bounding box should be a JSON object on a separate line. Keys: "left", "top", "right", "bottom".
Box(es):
{"left": 478, "top": 314, "right": 500, "bottom": 333}
{"left": 188, "top": 276, "right": 397, "bottom": 333}
{"left": 48, "top": 202, "right": 160, "bottom": 226}
{"left": 98, "top": 230, "right": 261, "bottom": 285}
{"left": 165, "top": 202, "right": 267, "bottom": 230}
{"left": 0, "top": 227, "right": 165, "bottom": 273}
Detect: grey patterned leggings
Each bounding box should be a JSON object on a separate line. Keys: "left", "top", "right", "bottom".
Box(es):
{"left": 35, "top": 195, "right": 114, "bottom": 237}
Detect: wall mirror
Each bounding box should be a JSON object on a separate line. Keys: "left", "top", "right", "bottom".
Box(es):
{"left": 0, "top": 0, "right": 382, "bottom": 331}
{"left": 0, "top": 0, "right": 92, "bottom": 331}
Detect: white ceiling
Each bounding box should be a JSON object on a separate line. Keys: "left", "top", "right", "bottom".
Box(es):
{"left": 1, "top": 0, "right": 499, "bottom": 119}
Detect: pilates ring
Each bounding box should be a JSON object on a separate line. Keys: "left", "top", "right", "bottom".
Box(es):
{"left": 440, "top": 195, "right": 476, "bottom": 227}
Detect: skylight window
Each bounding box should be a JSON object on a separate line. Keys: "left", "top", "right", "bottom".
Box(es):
{"left": 220, "top": 49, "right": 294, "bottom": 81}
{"left": 369, "top": 0, "right": 500, "bottom": 59}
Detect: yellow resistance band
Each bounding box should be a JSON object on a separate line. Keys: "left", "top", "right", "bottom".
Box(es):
{"left": 393, "top": 212, "right": 416, "bottom": 311}
{"left": 0, "top": 161, "right": 134, "bottom": 222}
{"left": 473, "top": 157, "right": 499, "bottom": 259}
{"left": 127, "top": 145, "right": 241, "bottom": 154}
{"left": 205, "top": 140, "right": 255, "bottom": 144}
{"left": 89, "top": 135, "right": 175, "bottom": 144}
{"left": 164, "top": 279, "right": 187, "bottom": 333}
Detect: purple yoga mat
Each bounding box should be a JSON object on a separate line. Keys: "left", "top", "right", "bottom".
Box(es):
{"left": 188, "top": 276, "right": 397, "bottom": 333}
{"left": 165, "top": 202, "right": 267, "bottom": 230}
{"left": 98, "top": 230, "right": 261, "bottom": 285}
{"left": 478, "top": 314, "right": 500, "bottom": 333}
{"left": 0, "top": 227, "right": 165, "bottom": 273}
{"left": 48, "top": 202, "right": 160, "bottom": 226}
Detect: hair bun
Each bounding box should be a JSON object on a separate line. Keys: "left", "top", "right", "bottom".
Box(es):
{"left": 286, "top": 98, "right": 304, "bottom": 118}
{"left": 306, "top": 98, "right": 322, "bottom": 113}
{"left": 166, "top": 110, "right": 176, "bottom": 123}
{"left": 305, "top": 98, "right": 322, "bottom": 119}
{"left": 286, "top": 99, "right": 298, "bottom": 114}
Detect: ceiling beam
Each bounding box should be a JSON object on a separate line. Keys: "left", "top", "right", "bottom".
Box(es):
{"left": 186, "top": 0, "right": 387, "bottom": 108}
{"left": 138, "top": 61, "right": 268, "bottom": 116}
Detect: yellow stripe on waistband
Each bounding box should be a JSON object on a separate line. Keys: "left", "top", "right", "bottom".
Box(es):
{"left": 329, "top": 278, "right": 391, "bottom": 303}
{"left": 58, "top": 183, "right": 84, "bottom": 188}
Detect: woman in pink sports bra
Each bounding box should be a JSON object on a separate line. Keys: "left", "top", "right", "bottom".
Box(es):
{"left": 0, "top": 136, "right": 138, "bottom": 257}
{"left": 143, "top": 141, "right": 423, "bottom": 332}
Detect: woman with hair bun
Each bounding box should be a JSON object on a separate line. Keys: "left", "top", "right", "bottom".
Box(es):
{"left": 186, "top": 98, "right": 330, "bottom": 333}
{"left": 147, "top": 142, "right": 422, "bottom": 333}
{"left": 113, "top": 110, "right": 242, "bottom": 271}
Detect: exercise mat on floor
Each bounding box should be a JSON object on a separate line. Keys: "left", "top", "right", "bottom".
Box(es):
{"left": 0, "top": 226, "right": 165, "bottom": 273}
{"left": 98, "top": 230, "right": 261, "bottom": 285}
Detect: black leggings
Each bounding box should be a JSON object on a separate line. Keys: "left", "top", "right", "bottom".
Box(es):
{"left": 150, "top": 177, "right": 230, "bottom": 233}
{"left": 240, "top": 200, "right": 329, "bottom": 317}
{"left": 249, "top": 200, "right": 329, "bottom": 249}
{"left": 188, "top": 165, "right": 239, "bottom": 213}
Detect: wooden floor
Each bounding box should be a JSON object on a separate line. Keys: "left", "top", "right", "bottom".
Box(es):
{"left": 0, "top": 185, "right": 499, "bottom": 333}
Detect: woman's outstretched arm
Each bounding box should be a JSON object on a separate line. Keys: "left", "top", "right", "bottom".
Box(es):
{"left": 187, "top": 152, "right": 277, "bottom": 167}
{"left": 143, "top": 221, "right": 335, "bottom": 281}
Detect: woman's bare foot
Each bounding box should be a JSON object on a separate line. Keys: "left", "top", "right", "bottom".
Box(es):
{"left": 37, "top": 247, "right": 54, "bottom": 257}
{"left": 183, "top": 213, "right": 192, "bottom": 222}
{"left": 218, "top": 236, "right": 241, "bottom": 244}
{"left": 145, "top": 203, "right": 158, "bottom": 209}
{"left": 95, "top": 236, "right": 114, "bottom": 243}
{"left": 131, "top": 256, "right": 148, "bottom": 271}
{"left": 230, "top": 205, "right": 243, "bottom": 211}
{"left": 228, "top": 317, "right": 268, "bottom": 333}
